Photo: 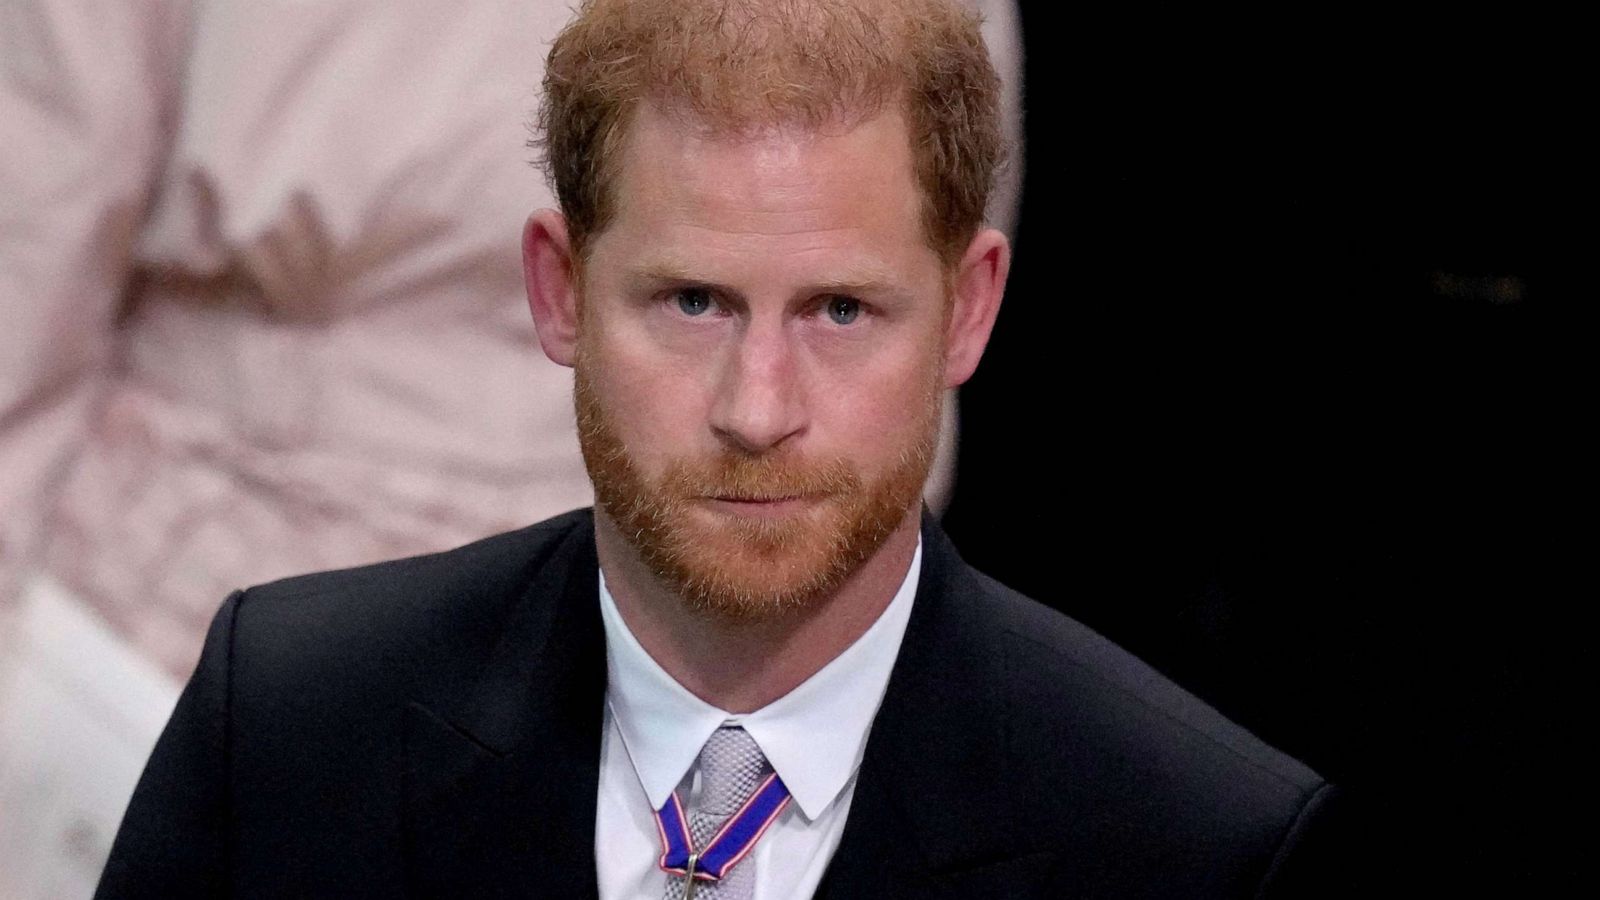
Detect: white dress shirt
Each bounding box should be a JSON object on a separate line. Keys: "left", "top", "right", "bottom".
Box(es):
{"left": 595, "top": 537, "right": 922, "bottom": 900}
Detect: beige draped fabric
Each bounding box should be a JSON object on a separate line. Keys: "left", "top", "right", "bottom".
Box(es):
{"left": 2, "top": 0, "right": 596, "bottom": 679}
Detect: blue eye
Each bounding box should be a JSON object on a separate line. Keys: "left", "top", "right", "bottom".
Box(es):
{"left": 826, "top": 296, "right": 861, "bottom": 325}
{"left": 676, "top": 289, "right": 713, "bottom": 316}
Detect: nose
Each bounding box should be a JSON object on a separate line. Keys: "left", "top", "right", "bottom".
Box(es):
{"left": 708, "top": 319, "right": 807, "bottom": 454}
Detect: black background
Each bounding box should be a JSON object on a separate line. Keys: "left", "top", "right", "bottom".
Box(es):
{"left": 944, "top": 7, "right": 1578, "bottom": 892}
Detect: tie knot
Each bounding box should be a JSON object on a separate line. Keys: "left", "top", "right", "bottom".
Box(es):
{"left": 695, "top": 726, "right": 768, "bottom": 818}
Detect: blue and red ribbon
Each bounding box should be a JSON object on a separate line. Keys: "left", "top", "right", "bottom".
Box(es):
{"left": 656, "top": 772, "right": 792, "bottom": 882}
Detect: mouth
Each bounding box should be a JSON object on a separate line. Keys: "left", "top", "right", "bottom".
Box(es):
{"left": 701, "top": 494, "right": 818, "bottom": 516}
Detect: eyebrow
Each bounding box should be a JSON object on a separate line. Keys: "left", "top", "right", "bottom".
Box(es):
{"left": 625, "top": 259, "right": 906, "bottom": 300}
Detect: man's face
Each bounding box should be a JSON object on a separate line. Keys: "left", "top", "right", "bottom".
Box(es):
{"left": 572, "top": 103, "right": 952, "bottom": 619}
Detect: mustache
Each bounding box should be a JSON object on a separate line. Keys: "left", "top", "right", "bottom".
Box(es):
{"left": 660, "top": 453, "right": 861, "bottom": 500}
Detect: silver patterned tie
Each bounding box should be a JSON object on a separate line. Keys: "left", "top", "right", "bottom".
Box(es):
{"left": 663, "top": 726, "right": 770, "bottom": 900}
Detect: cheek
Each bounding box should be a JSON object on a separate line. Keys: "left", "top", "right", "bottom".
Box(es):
{"left": 581, "top": 331, "right": 713, "bottom": 447}
{"left": 810, "top": 348, "right": 942, "bottom": 454}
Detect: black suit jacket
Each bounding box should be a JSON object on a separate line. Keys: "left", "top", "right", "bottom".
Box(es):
{"left": 97, "top": 509, "right": 1338, "bottom": 898}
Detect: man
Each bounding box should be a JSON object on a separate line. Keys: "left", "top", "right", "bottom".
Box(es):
{"left": 97, "top": 1, "right": 1337, "bottom": 897}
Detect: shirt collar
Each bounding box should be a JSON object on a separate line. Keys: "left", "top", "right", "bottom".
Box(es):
{"left": 599, "top": 535, "right": 921, "bottom": 821}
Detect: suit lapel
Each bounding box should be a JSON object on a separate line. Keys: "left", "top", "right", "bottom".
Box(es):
{"left": 402, "top": 518, "right": 606, "bottom": 899}
{"left": 816, "top": 514, "right": 1026, "bottom": 896}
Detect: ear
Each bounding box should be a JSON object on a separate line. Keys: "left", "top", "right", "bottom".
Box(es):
{"left": 523, "top": 209, "right": 581, "bottom": 368}
{"left": 943, "top": 227, "right": 1010, "bottom": 388}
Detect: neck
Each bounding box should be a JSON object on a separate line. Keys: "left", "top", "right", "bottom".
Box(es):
{"left": 595, "top": 508, "right": 921, "bottom": 714}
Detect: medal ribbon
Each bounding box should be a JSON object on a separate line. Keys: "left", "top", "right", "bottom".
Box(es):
{"left": 656, "top": 772, "right": 792, "bottom": 881}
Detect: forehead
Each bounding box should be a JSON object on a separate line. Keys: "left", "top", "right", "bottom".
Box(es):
{"left": 587, "top": 102, "right": 937, "bottom": 283}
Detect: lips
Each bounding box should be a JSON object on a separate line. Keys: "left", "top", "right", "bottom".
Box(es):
{"left": 701, "top": 494, "right": 818, "bottom": 515}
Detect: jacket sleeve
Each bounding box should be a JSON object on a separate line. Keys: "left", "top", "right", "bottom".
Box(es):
{"left": 95, "top": 589, "right": 241, "bottom": 899}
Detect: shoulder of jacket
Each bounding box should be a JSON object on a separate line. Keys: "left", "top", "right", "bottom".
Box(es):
{"left": 966, "top": 568, "right": 1325, "bottom": 796}
{"left": 216, "top": 509, "right": 593, "bottom": 689}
